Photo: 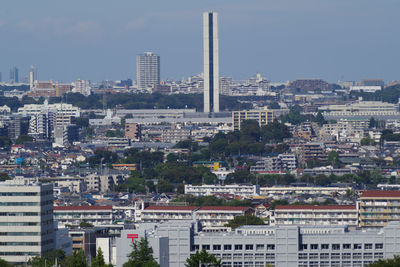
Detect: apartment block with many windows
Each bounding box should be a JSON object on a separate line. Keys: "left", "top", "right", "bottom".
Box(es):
{"left": 359, "top": 190, "right": 400, "bottom": 228}
{"left": 0, "top": 179, "right": 54, "bottom": 264}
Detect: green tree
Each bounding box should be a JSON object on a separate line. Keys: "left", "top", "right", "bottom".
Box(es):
{"left": 0, "top": 258, "right": 11, "bottom": 267}
{"left": 225, "top": 214, "right": 264, "bottom": 229}
{"left": 327, "top": 150, "right": 340, "bottom": 168}
{"left": 185, "top": 249, "right": 221, "bottom": 267}
{"left": 28, "top": 250, "right": 66, "bottom": 267}
{"left": 79, "top": 221, "right": 94, "bottom": 228}
{"left": 64, "top": 250, "right": 89, "bottom": 267}
{"left": 123, "top": 238, "right": 160, "bottom": 267}
{"left": 15, "top": 134, "right": 33, "bottom": 144}
{"left": 367, "top": 255, "right": 400, "bottom": 266}
{"left": 91, "top": 248, "right": 107, "bottom": 267}
{"left": 0, "top": 172, "right": 10, "bottom": 182}
{"left": 156, "top": 179, "right": 174, "bottom": 193}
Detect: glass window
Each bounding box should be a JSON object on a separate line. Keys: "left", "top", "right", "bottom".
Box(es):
{"left": 353, "top": 244, "right": 362, "bottom": 250}
{"left": 224, "top": 244, "right": 232, "bottom": 250}
{"left": 321, "top": 244, "right": 329, "bottom": 250}
{"left": 245, "top": 244, "right": 253, "bottom": 250}
{"left": 213, "top": 245, "right": 221, "bottom": 250}
{"left": 365, "top": 243, "right": 373, "bottom": 249}
{"left": 256, "top": 244, "right": 264, "bottom": 251}
{"left": 311, "top": 244, "right": 318, "bottom": 250}
{"left": 343, "top": 244, "right": 351, "bottom": 249}
{"left": 267, "top": 244, "right": 275, "bottom": 251}
{"left": 235, "top": 245, "right": 243, "bottom": 250}
{"left": 375, "top": 243, "right": 384, "bottom": 250}
{"left": 332, "top": 244, "right": 340, "bottom": 250}
{"left": 202, "top": 245, "right": 210, "bottom": 250}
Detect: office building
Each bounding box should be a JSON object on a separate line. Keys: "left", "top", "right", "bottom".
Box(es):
{"left": 29, "top": 66, "right": 37, "bottom": 89}
{"left": 203, "top": 11, "right": 220, "bottom": 113}
{"left": 28, "top": 113, "right": 52, "bottom": 140}
{"left": 136, "top": 52, "right": 160, "bottom": 91}
{"left": 116, "top": 220, "right": 400, "bottom": 267}
{"left": 0, "top": 179, "right": 54, "bottom": 264}
{"left": 232, "top": 109, "right": 274, "bottom": 131}
{"left": 9, "top": 67, "right": 19, "bottom": 83}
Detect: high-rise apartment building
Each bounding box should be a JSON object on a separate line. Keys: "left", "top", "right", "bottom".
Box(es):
{"left": 29, "top": 66, "right": 37, "bottom": 89}
{"left": 203, "top": 12, "right": 220, "bottom": 113}
{"left": 136, "top": 52, "right": 160, "bottom": 91}
{"left": 0, "top": 179, "right": 54, "bottom": 264}
{"left": 9, "top": 67, "right": 19, "bottom": 83}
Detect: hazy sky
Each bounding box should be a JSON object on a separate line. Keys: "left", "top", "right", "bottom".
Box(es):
{"left": 1, "top": 0, "right": 399, "bottom": 83}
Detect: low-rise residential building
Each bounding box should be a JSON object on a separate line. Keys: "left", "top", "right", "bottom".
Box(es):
{"left": 302, "top": 167, "right": 353, "bottom": 176}
{"left": 270, "top": 205, "right": 358, "bottom": 227}
{"left": 260, "top": 186, "right": 351, "bottom": 196}
{"left": 250, "top": 154, "right": 296, "bottom": 174}
{"left": 195, "top": 206, "right": 254, "bottom": 227}
{"left": 184, "top": 184, "right": 260, "bottom": 197}
{"left": 232, "top": 109, "right": 274, "bottom": 131}
{"left": 137, "top": 206, "right": 198, "bottom": 223}
{"left": 358, "top": 190, "right": 400, "bottom": 228}
{"left": 53, "top": 206, "right": 113, "bottom": 227}
{"left": 161, "top": 128, "right": 191, "bottom": 143}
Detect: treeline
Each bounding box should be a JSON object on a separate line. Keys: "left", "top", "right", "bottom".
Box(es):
{"left": 350, "top": 84, "right": 400, "bottom": 103}
{"left": 49, "top": 93, "right": 251, "bottom": 111}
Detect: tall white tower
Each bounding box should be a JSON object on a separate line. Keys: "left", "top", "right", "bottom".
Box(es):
{"left": 203, "top": 12, "right": 220, "bottom": 113}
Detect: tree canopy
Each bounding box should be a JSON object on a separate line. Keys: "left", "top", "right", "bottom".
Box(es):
{"left": 185, "top": 249, "right": 221, "bottom": 267}
{"left": 123, "top": 238, "right": 159, "bottom": 267}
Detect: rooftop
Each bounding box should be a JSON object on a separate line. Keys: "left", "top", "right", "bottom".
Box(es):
{"left": 361, "top": 190, "right": 400, "bottom": 198}
{"left": 54, "top": 205, "right": 113, "bottom": 211}
{"left": 275, "top": 205, "right": 356, "bottom": 210}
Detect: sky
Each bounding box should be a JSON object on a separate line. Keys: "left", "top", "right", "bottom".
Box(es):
{"left": 0, "top": 0, "right": 399, "bottom": 83}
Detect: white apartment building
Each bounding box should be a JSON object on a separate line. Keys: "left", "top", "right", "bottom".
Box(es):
{"left": 318, "top": 100, "right": 399, "bottom": 117}
{"left": 195, "top": 206, "right": 253, "bottom": 227}
{"left": 260, "top": 186, "right": 351, "bottom": 196}
{"left": 53, "top": 206, "right": 113, "bottom": 228}
{"left": 0, "top": 179, "right": 54, "bottom": 264}
{"left": 137, "top": 205, "right": 253, "bottom": 228}
{"left": 349, "top": 86, "right": 382, "bottom": 93}
{"left": 184, "top": 184, "right": 260, "bottom": 197}
{"left": 73, "top": 79, "right": 91, "bottom": 96}
{"left": 137, "top": 206, "right": 198, "bottom": 223}
{"left": 270, "top": 205, "right": 358, "bottom": 227}
{"left": 18, "top": 100, "right": 81, "bottom": 117}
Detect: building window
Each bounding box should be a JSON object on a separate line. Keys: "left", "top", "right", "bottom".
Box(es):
{"left": 353, "top": 253, "right": 362, "bottom": 259}
{"left": 332, "top": 244, "right": 340, "bottom": 250}
{"left": 331, "top": 253, "right": 340, "bottom": 259}
{"left": 233, "top": 254, "right": 242, "bottom": 260}
{"left": 298, "top": 253, "right": 307, "bottom": 259}
{"left": 213, "top": 245, "right": 221, "bottom": 250}
{"left": 255, "top": 253, "right": 264, "bottom": 260}
{"left": 365, "top": 243, "right": 373, "bottom": 249}
{"left": 309, "top": 261, "right": 319, "bottom": 267}
{"left": 343, "top": 243, "right": 351, "bottom": 249}
{"left": 321, "top": 244, "right": 329, "bottom": 250}
{"left": 310, "top": 244, "right": 318, "bottom": 250}
{"left": 309, "top": 253, "right": 318, "bottom": 259}
{"left": 375, "top": 252, "right": 384, "bottom": 259}
{"left": 266, "top": 253, "right": 275, "bottom": 259}
{"left": 320, "top": 253, "right": 329, "bottom": 259}
{"left": 234, "top": 245, "right": 243, "bottom": 250}
{"left": 222, "top": 254, "right": 231, "bottom": 260}
{"left": 224, "top": 244, "right": 232, "bottom": 250}
{"left": 222, "top": 262, "right": 232, "bottom": 267}
{"left": 267, "top": 244, "right": 275, "bottom": 251}
{"left": 342, "top": 253, "right": 351, "bottom": 259}
{"left": 300, "top": 244, "right": 308, "bottom": 250}
{"left": 256, "top": 244, "right": 264, "bottom": 251}
{"left": 353, "top": 244, "right": 362, "bottom": 250}
{"left": 233, "top": 263, "right": 242, "bottom": 267}
{"left": 245, "top": 244, "right": 253, "bottom": 250}
{"left": 364, "top": 253, "right": 373, "bottom": 259}
{"left": 375, "top": 243, "right": 384, "bottom": 250}
{"left": 202, "top": 245, "right": 210, "bottom": 250}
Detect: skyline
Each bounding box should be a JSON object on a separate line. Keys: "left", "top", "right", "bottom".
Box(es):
{"left": 0, "top": 0, "right": 399, "bottom": 82}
